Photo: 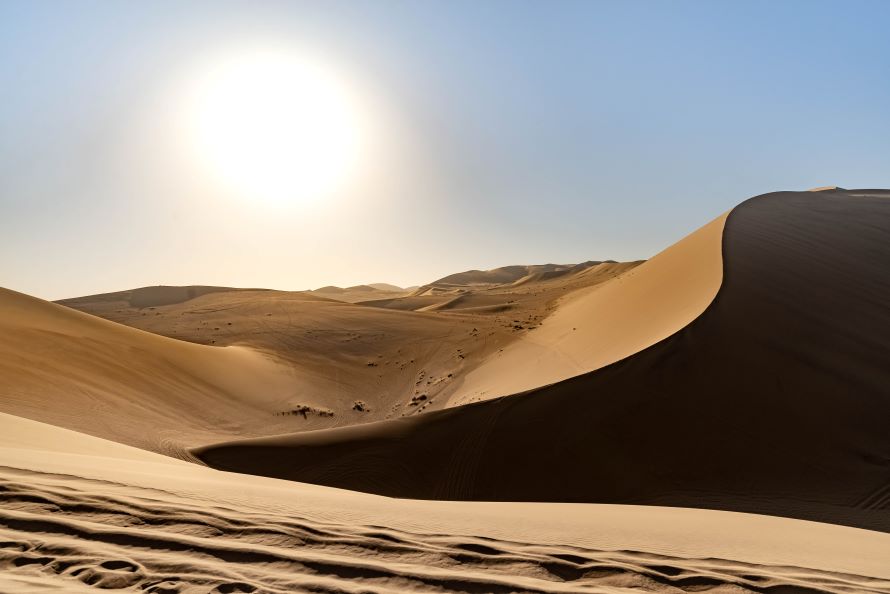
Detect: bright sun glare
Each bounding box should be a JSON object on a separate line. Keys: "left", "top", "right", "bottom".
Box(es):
{"left": 186, "top": 50, "right": 363, "bottom": 206}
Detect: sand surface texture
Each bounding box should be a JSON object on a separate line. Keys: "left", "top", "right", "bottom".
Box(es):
{"left": 2, "top": 412, "right": 890, "bottom": 593}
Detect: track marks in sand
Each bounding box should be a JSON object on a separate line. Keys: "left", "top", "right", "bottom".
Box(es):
{"left": 1, "top": 467, "right": 888, "bottom": 594}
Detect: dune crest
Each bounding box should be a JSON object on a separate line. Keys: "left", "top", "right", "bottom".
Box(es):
{"left": 449, "top": 212, "right": 727, "bottom": 404}
{"left": 197, "top": 189, "right": 890, "bottom": 534}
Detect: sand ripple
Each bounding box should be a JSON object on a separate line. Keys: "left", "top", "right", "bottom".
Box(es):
{"left": 1, "top": 466, "right": 887, "bottom": 594}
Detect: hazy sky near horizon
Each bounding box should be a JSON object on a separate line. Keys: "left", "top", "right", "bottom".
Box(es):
{"left": 2, "top": 0, "right": 889, "bottom": 300}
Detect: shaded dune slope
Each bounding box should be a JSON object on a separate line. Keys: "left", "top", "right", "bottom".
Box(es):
{"left": 197, "top": 189, "right": 890, "bottom": 532}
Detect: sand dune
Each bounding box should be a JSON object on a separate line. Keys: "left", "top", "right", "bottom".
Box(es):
{"left": 367, "top": 282, "right": 406, "bottom": 292}
{"left": 310, "top": 283, "right": 411, "bottom": 303}
{"left": 5, "top": 188, "right": 890, "bottom": 590}
{"left": 0, "top": 287, "right": 307, "bottom": 457}
{"left": 198, "top": 189, "right": 890, "bottom": 533}
{"left": 448, "top": 216, "right": 725, "bottom": 404}
{"left": 426, "top": 263, "right": 595, "bottom": 287}
{"left": 47, "top": 287, "right": 509, "bottom": 432}
{"left": 54, "top": 260, "right": 636, "bottom": 433}
{"left": 358, "top": 262, "right": 634, "bottom": 315}
{"left": 58, "top": 285, "right": 256, "bottom": 309}
{"left": 3, "top": 412, "right": 890, "bottom": 593}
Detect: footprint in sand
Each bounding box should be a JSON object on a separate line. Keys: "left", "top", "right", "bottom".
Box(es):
{"left": 213, "top": 582, "right": 257, "bottom": 593}
{"left": 71, "top": 559, "right": 143, "bottom": 588}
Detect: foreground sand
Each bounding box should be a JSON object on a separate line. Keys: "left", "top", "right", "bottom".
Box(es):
{"left": 3, "top": 412, "right": 890, "bottom": 593}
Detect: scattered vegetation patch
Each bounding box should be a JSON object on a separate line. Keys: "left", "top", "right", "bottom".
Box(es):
{"left": 275, "top": 405, "right": 335, "bottom": 419}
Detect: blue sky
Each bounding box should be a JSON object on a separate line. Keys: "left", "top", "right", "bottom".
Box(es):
{"left": 2, "top": 0, "right": 888, "bottom": 299}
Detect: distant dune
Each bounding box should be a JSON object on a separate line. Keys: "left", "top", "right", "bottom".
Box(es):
{"left": 59, "top": 284, "right": 255, "bottom": 308}
{"left": 367, "top": 282, "right": 405, "bottom": 292}
{"left": 53, "top": 260, "right": 636, "bottom": 432}
{"left": 429, "top": 263, "right": 593, "bottom": 287}
{"left": 197, "top": 189, "right": 890, "bottom": 533}
{"left": 310, "top": 283, "right": 410, "bottom": 303}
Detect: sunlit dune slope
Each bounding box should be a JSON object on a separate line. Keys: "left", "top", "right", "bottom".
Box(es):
{"left": 56, "top": 261, "right": 637, "bottom": 426}
{"left": 0, "top": 287, "right": 303, "bottom": 457}
{"left": 55, "top": 287, "right": 495, "bottom": 426}
{"left": 3, "top": 412, "right": 890, "bottom": 593}
{"left": 449, "top": 213, "right": 727, "bottom": 404}
{"left": 197, "top": 189, "right": 890, "bottom": 532}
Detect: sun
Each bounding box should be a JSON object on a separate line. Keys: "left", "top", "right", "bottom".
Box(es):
{"left": 185, "top": 50, "right": 363, "bottom": 206}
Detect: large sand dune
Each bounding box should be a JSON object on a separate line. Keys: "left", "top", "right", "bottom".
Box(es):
{"left": 3, "top": 412, "right": 890, "bottom": 592}
{"left": 0, "top": 287, "right": 304, "bottom": 457}
{"left": 4, "top": 188, "right": 889, "bottom": 590}
{"left": 198, "top": 189, "right": 890, "bottom": 532}
{"left": 449, "top": 213, "right": 727, "bottom": 404}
